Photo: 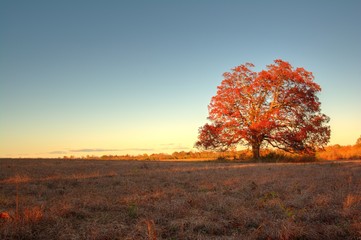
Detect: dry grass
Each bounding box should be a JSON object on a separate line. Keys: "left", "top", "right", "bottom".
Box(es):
{"left": 0, "top": 159, "right": 360, "bottom": 239}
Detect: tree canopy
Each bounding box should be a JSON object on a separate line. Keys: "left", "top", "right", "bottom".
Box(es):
{"left": 356, "top": 135, "right": 361, "bottom": 146}
{"left": 196, "top": 59, "right": 330, "bottom": 159}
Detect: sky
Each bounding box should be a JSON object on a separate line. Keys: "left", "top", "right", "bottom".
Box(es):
{"left": 1, "top": 0, "right": 360, "bottom": 158}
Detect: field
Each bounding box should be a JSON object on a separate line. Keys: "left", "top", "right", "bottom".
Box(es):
{"left": 0, "top": 159, "right": 361, "bottom": 240}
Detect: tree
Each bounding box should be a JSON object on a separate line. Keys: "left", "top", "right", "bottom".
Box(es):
{"left": 356, "top": 135, "right": 361, "bottom": 146}
{"left": 196, "top": 60, "right": 330, "bottom": 159}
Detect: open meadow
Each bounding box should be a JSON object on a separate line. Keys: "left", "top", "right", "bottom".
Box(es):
{"left": 0, "top": 159, "right": 360, "bottom": 239}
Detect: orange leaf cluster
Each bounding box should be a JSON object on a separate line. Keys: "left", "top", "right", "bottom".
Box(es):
{"left": 196, "top": 59, "right": 330, "bottom": 159}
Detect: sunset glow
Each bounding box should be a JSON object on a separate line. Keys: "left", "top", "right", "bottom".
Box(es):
{"left": 1, "top": 1, "right": 360, "bottom": 158}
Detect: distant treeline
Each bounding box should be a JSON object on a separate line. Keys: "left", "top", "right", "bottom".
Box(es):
{"left": 61, "top": 139, "right": 361, "bottom": 161}
{"left": 64, "top": 150, "right": 253, "bottom": 161}
{"left": 316, "top": 143, "right": 361, "bottom": 160}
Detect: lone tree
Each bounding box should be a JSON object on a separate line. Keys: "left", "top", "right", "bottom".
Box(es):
{"left": 196, "top": 59, "right": 330, "bottom": 159}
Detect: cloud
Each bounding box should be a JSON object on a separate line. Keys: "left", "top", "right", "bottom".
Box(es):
{"left": 70, "top": 148, "right": 120, "bottom": 153}
{"left": 47, "top": 146, "right": 187, "bottom": 155}
{"left": 48, "top": 151, "right": 68, "bottom": 154}
{"left": 68, "top": 148, "right": 155, "bottom": 153}
{"left": 160, "top": 144, "right": 190, "bottom": 151}
{"left": 168, "top": 147, "right": 190, "bottom": 151}
{"left": 120, "top": 148, "right": 155, "bottom": 152}
{"left": 160, "top": 143, "right": 175, "bottom": 146}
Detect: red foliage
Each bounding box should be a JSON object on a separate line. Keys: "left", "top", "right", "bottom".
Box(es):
{"left": 196, "top": 60, "right": 330, "bottom": 159}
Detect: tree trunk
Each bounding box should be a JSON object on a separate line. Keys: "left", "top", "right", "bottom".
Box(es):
{"left": 252, "top": 143, "right": 261, "bottom": 160}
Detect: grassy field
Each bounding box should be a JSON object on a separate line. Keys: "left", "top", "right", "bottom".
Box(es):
{"left": 0, "top": 159, "right": 360, "bottom": 239}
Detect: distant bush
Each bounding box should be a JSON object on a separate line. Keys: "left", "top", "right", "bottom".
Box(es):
{"left": 317, "top": 144, "right": 361, "bottom": 160}
{"left": 259, "top": 150, "right": 317, "bottom": 162}
{"left": 356, "top": 135, "right": 361, "bottom": 146}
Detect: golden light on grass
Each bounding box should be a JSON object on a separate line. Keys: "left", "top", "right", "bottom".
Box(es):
{"left": 343, "top": 194, "right": 361, "bottom": 209}
{"left": 23, "top": 206, "right": 43, "bottom": 223}
{"left": 145, "top": 220, "right": 157, "bottom": 240}
{"left": 0, "top": 159, "right": 360, "bottom": 239}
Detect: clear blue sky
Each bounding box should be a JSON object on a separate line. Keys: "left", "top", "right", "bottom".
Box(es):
{"left": 1, "top": 0, "right": 360, "bottom": 157}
